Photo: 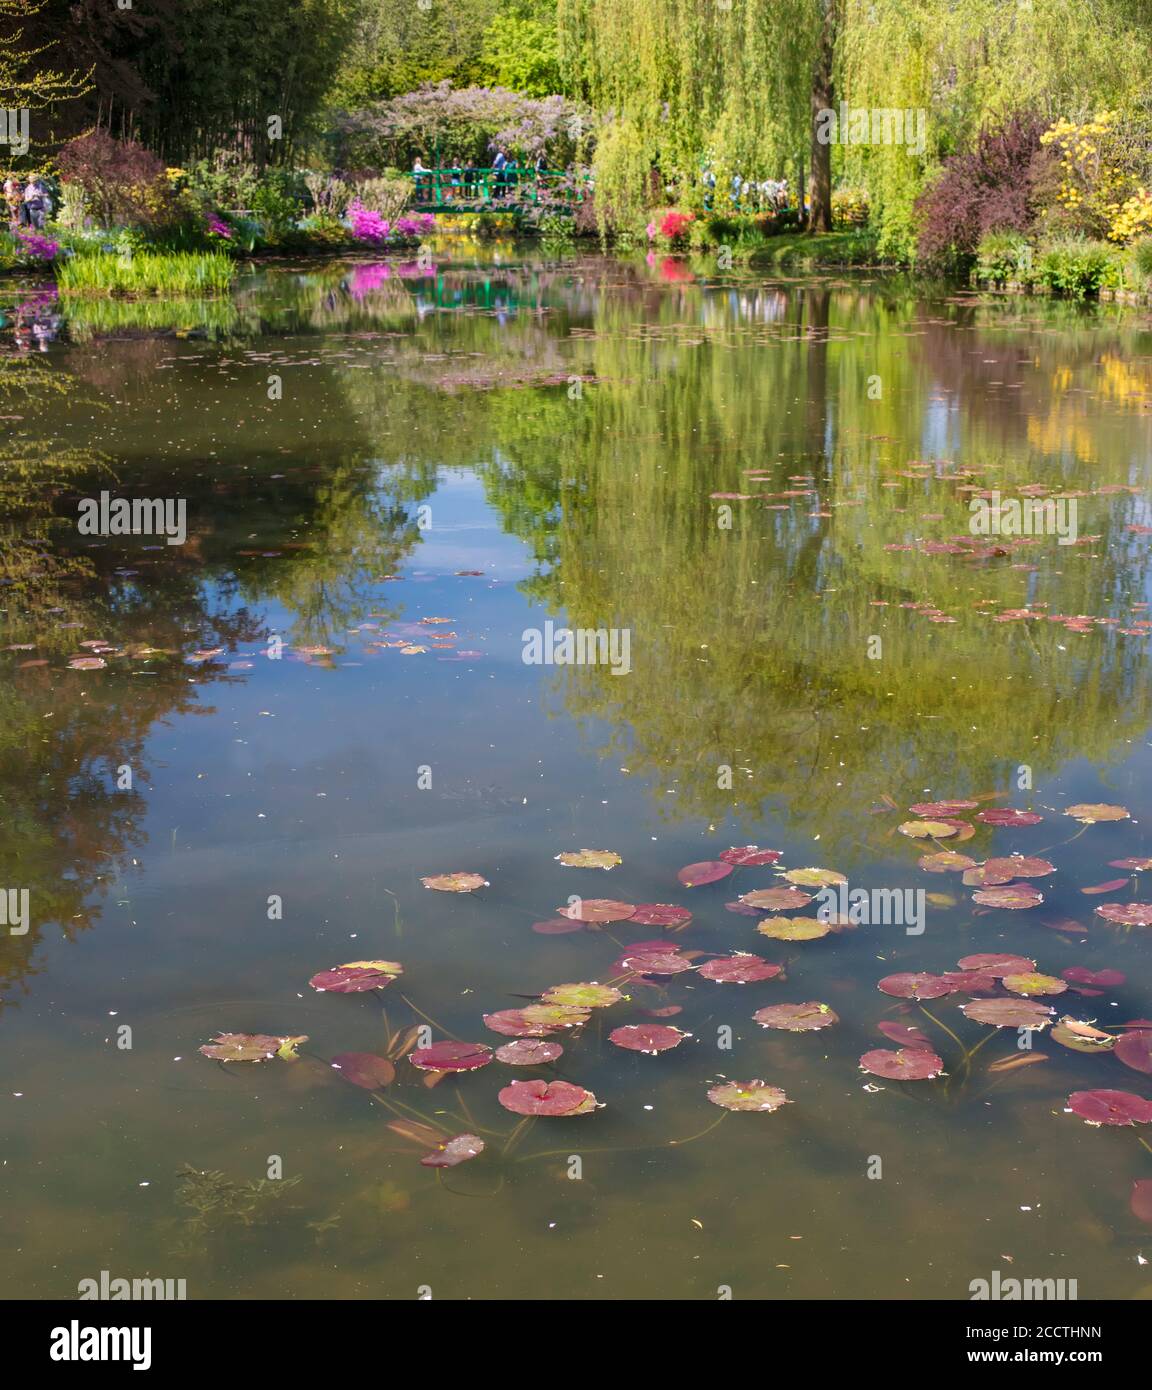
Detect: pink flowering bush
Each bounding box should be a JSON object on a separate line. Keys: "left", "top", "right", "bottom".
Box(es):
{"left": 348, "top": 199, "right": 390, "bottom": 244}
{"left": 658, "top": 210, "right": 694, "bottom": 245}
{"left": 207, "top": 215, "right": 233, "bottom": 239}
{"left": 16, "top": 230, "right": 59, "bottom": 261}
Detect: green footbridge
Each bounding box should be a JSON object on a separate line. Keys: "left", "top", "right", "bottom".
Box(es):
{"left": 408, "top": 168, "right": 590, "bottom": 214}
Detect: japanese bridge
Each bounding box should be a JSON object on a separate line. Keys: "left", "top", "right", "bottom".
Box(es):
{"left": 408, "top": 167, "right": 590, "bottom": 214}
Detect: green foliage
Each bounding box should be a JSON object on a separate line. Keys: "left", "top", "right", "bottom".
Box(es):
{"left": 1035, "top": 237, "right": 1124, "bottom": 298}
{"left": 1128, "top": 234, "right": 1152, "bottom": 288}
{"left": 56, "top": 250, "right": 238, "bottom": 297}
{"left": 478, "top": 13, "right": 562, "bottom": 97}
{"left": 975, "top": 231, "right": 1036, "bottom": 287}
{"left": 591, "top": 116, "right": 649, "bottom": 240}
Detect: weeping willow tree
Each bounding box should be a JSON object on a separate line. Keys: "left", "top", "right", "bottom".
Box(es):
{"left": 558, "top": 0, "right": 1152, "bottom": 252}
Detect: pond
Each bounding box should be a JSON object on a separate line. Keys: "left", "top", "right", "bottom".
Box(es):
{"left": 2, "top": 246, "right": 1152, "bottom": 1301}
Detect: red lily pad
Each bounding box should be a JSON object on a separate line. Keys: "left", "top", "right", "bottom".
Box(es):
{"left": 1081, "top": 879, "right": 1131, "bottom": 895}
{"left": 1066, "top": 1089, "right": 1152, "bottom": 1125}
{"left": 984, "top": 855, "right": 1055, "bottom": 879}
{"left": 859, "top": 1047, "right": 944, "bottom": 1080}
{"left": 409, "top": 1041, "right": 492, "bottom": 1073}
{"left": 877, "top": 972, "right": 952, "bottom": 1000}
{"left": 697, "top": 953, "right": 783, "bottom": 984}
{"left": 1132, "top": 1179, "right": 1152, "bottom": 1225}
{"left": 719, "top": 846, "right": 782, "bottom": 866}
{"left": 619, "top": 951, "right": 695, "bottom": 975}
{"left": 628, "top": 903, "right": 693, "bottom": 928}
{"left": 707, "top": 1080, "right": 790, "bottom": 1112}
{"left": 1114, "top": 1030, "right": 1152, "bottom": 1075}
{"left": 940, "top": 970, "right": 998, "bottom": 994}
{"left": 330, "top": 1052, "right": 396, "bottom": 1089}
{"left": 483, "top": 1008, "right": 561, "bottom": 1037}
{"left": 1110, "top": 858, "right": 1152, "bottom": 871}
{"left": 420, "top": 1134, "right": 485, "bottom": 1168}
{"left": 495, "top": 1039, "right": 564, "bottom": 1066}
{"left": 677, "top": 860, "right": 733, "bottom": 887}
{"left": 961, "top": 998, "right": 1055, "bottom": 1029}
{"left": 309, "top": 961, "right": 403, "bottom": 992}
{"left": 739, "top": 886, "right": 813, "bottom": 911}
{"left": 975, "top": 808, "right": 1043, "bottom": 826}
{"left": 1062, "top": 967, "right": 1125, "bottom": 988}
{"left": 972, "top": 882, "right": 1044, "bottom": 909}
{"left": 608, "top": 1024, "right": 690, "bottom": 1053}
{"left": 908, "top": 800, "right": 979, "bottom": 816}
{"left": 877, "top": 1020, "right": 931, "bottom": 1046}
{"left": 1095, "top": 902, "right": 1152, "bottom": 926}
{"left": 963, "top": 865, "right": 1014, "bottom": 887}
{"left": 753, "top": 1002, "right": 838, "bottom": 1031}
{"left": 497, "top": 1079, "right": 598, "bottom": 1116}
{"left": 957, "top": 953, "right": 1037, "bottom": 976}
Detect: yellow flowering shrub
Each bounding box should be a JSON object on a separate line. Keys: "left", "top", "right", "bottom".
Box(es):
{"left": 1039, "top": 111, "right": 1152, "bottom": 243}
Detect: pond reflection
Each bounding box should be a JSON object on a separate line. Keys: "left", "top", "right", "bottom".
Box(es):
{"left": 2, "top": 250, "right": 1151, "bottom": 1300}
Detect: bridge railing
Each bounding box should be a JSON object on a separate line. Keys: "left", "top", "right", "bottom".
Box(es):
{"left": 408, "top": 168, "right": 590, "bottom": 211}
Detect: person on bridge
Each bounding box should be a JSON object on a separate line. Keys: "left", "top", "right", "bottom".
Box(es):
{"left": 413, "top": 157, "right": 428, "bottom": 201}
{"left": 492, "top": 148, "right": 508, "bottom": 197}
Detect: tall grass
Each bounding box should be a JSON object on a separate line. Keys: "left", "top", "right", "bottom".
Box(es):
{"left": 56, "top": 251, "right": 237, "bottom": 297}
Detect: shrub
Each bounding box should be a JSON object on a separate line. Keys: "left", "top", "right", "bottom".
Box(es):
{"left": 57, "top": 131, "right": 176, "bottom": 231}
{"left": 1034, "top": 238, "right": 1124, "bottom": 298}
{"left": 1036, "top": 111, "right": 1152, "bottom": 242}
{"left": 975, "top": 231, "right": 1036, "bottom": 286}
{"left": 915, "top": 113, "right": 1050, "bottom": 270}
{"left": 350, "top": 177, "right": 410, "bottom": 222}
{"left": 1128, "top": 235, "right": 1152, "bottom": 287}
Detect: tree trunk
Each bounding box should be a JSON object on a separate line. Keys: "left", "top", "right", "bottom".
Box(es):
{"left": 807, "top": 0, "right": 839, "bottom": 234}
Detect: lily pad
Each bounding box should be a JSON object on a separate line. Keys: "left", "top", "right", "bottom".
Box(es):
{"left": 707, "top": 1080, "right": 790, "bottom": 1112}
{"left": 518, "top": 1004, "right": 592, "bottom": 1029}
{"left": 940, "top": 970, "right": 998, "bottom": 994}
{"left": 497, "top": 1079, "right": 599, "bottom": 1116}
{"left": 1081, "top": 879, "right": 1131, "bottom": 895}
{"left": 540, "top": 982, "right": 623, "bottom": 1009}
{"left": 877, "top": 972, "right": 952, "bottom": 1000}
{"left": 1062, "top": 967, "right": 1125, "bottom": 988}
{"left": 697, "top": 953, "right": 783, "bottom": 983}
{"left": 619, "top": 951, "right": 695, "bottom": 975}
{"left": 1002, "top": 971, "right": 1068, "bottom": 997}
{"left": 780, "top": 867, "right": 846, "bottom": 887}
{"left": 483, "top": 1008, "right": 561, "bottom": 1037}
{"left": 408, "top": 1041, "right": 492, "bottom": 1073}
{"left": 1114, "top": 1029, "right": 1152, "bottom": 1075}
{"left": 1110, "top": 858, "right": 1152, "bottom": 871}
{"left": 1064, "top": 804, "right": 1130, "bottom": 824}
{"left": 956, "top": 953, "right": 1037, "bottom": 976}
{"left": 984, "top": 855, "right": 1056, "bottom": 879}
{"left": 719, "top": 845, "right": 783, "bottom": 866}
{"left": 1132, "top": 1180, "right": 1152, "bottom": 1225}
{"left": 756, "top": 916, "right": 831, "bottom": 941}
{"left": 199, "top": 1032, "right": 284, "bottom": 1062}
{"left": 1066, "top": 1089, "right": 1152, "bottom": 1125}
{"left": 919, "top": 851, "right": 978, "bottom": 873}
{"left": 961, "top": 998, "right": 1055, "bottom": 1029}
{"left": 739, "top": 886, "right": 814, "bottom": 911}
{"left": 331, "top": 1052, "right": 396, "bottom": 1089}
{"left": 608, "top": 1024, "right": 690, "bottom": 1053}
{"left": 972, "top": 883, "right": 1044, "bottom": 909}
{"left": 859, "top": 1047, "right": 944, "bottom": 1080}
{"left": 908, "top": 800, "right": 979, "bottom": 816}
{"left": 628, "top": 903, "right": 693, "bottom": 928}
{"left": 555, "top": 849, "right": 621, "bottom": 870}
{"left": 1095, "top": 902, "right": 1152, "bottom": 926}
{"left": 677, "top": 860, "right": 733, "bottom": 887}
{"left": 753, "top": 1002, "right": 838, "bottom": 1032}
{"left": 557, "top": 899, "right": 637, "bottom": 923}
{"left": 975, "top": 808, "right": 1044, "bottom": 826}
{"left": 899, "top": 819, "right": 958, "bottom": 839}
{"left": 420, "top": 1134, "right": 485, "bottom": 1168}
{"left": 495, "top": 1039, "right": 564, "bottom": 1066}
{"left": 1050, "top": 1018, "right": 1116, "bottom": 1053}
{"left": 309, "top": 961, "right": 403, "bottom": 992}
{"left": 420, "top": 872, "right": 489, "bottom": 892}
